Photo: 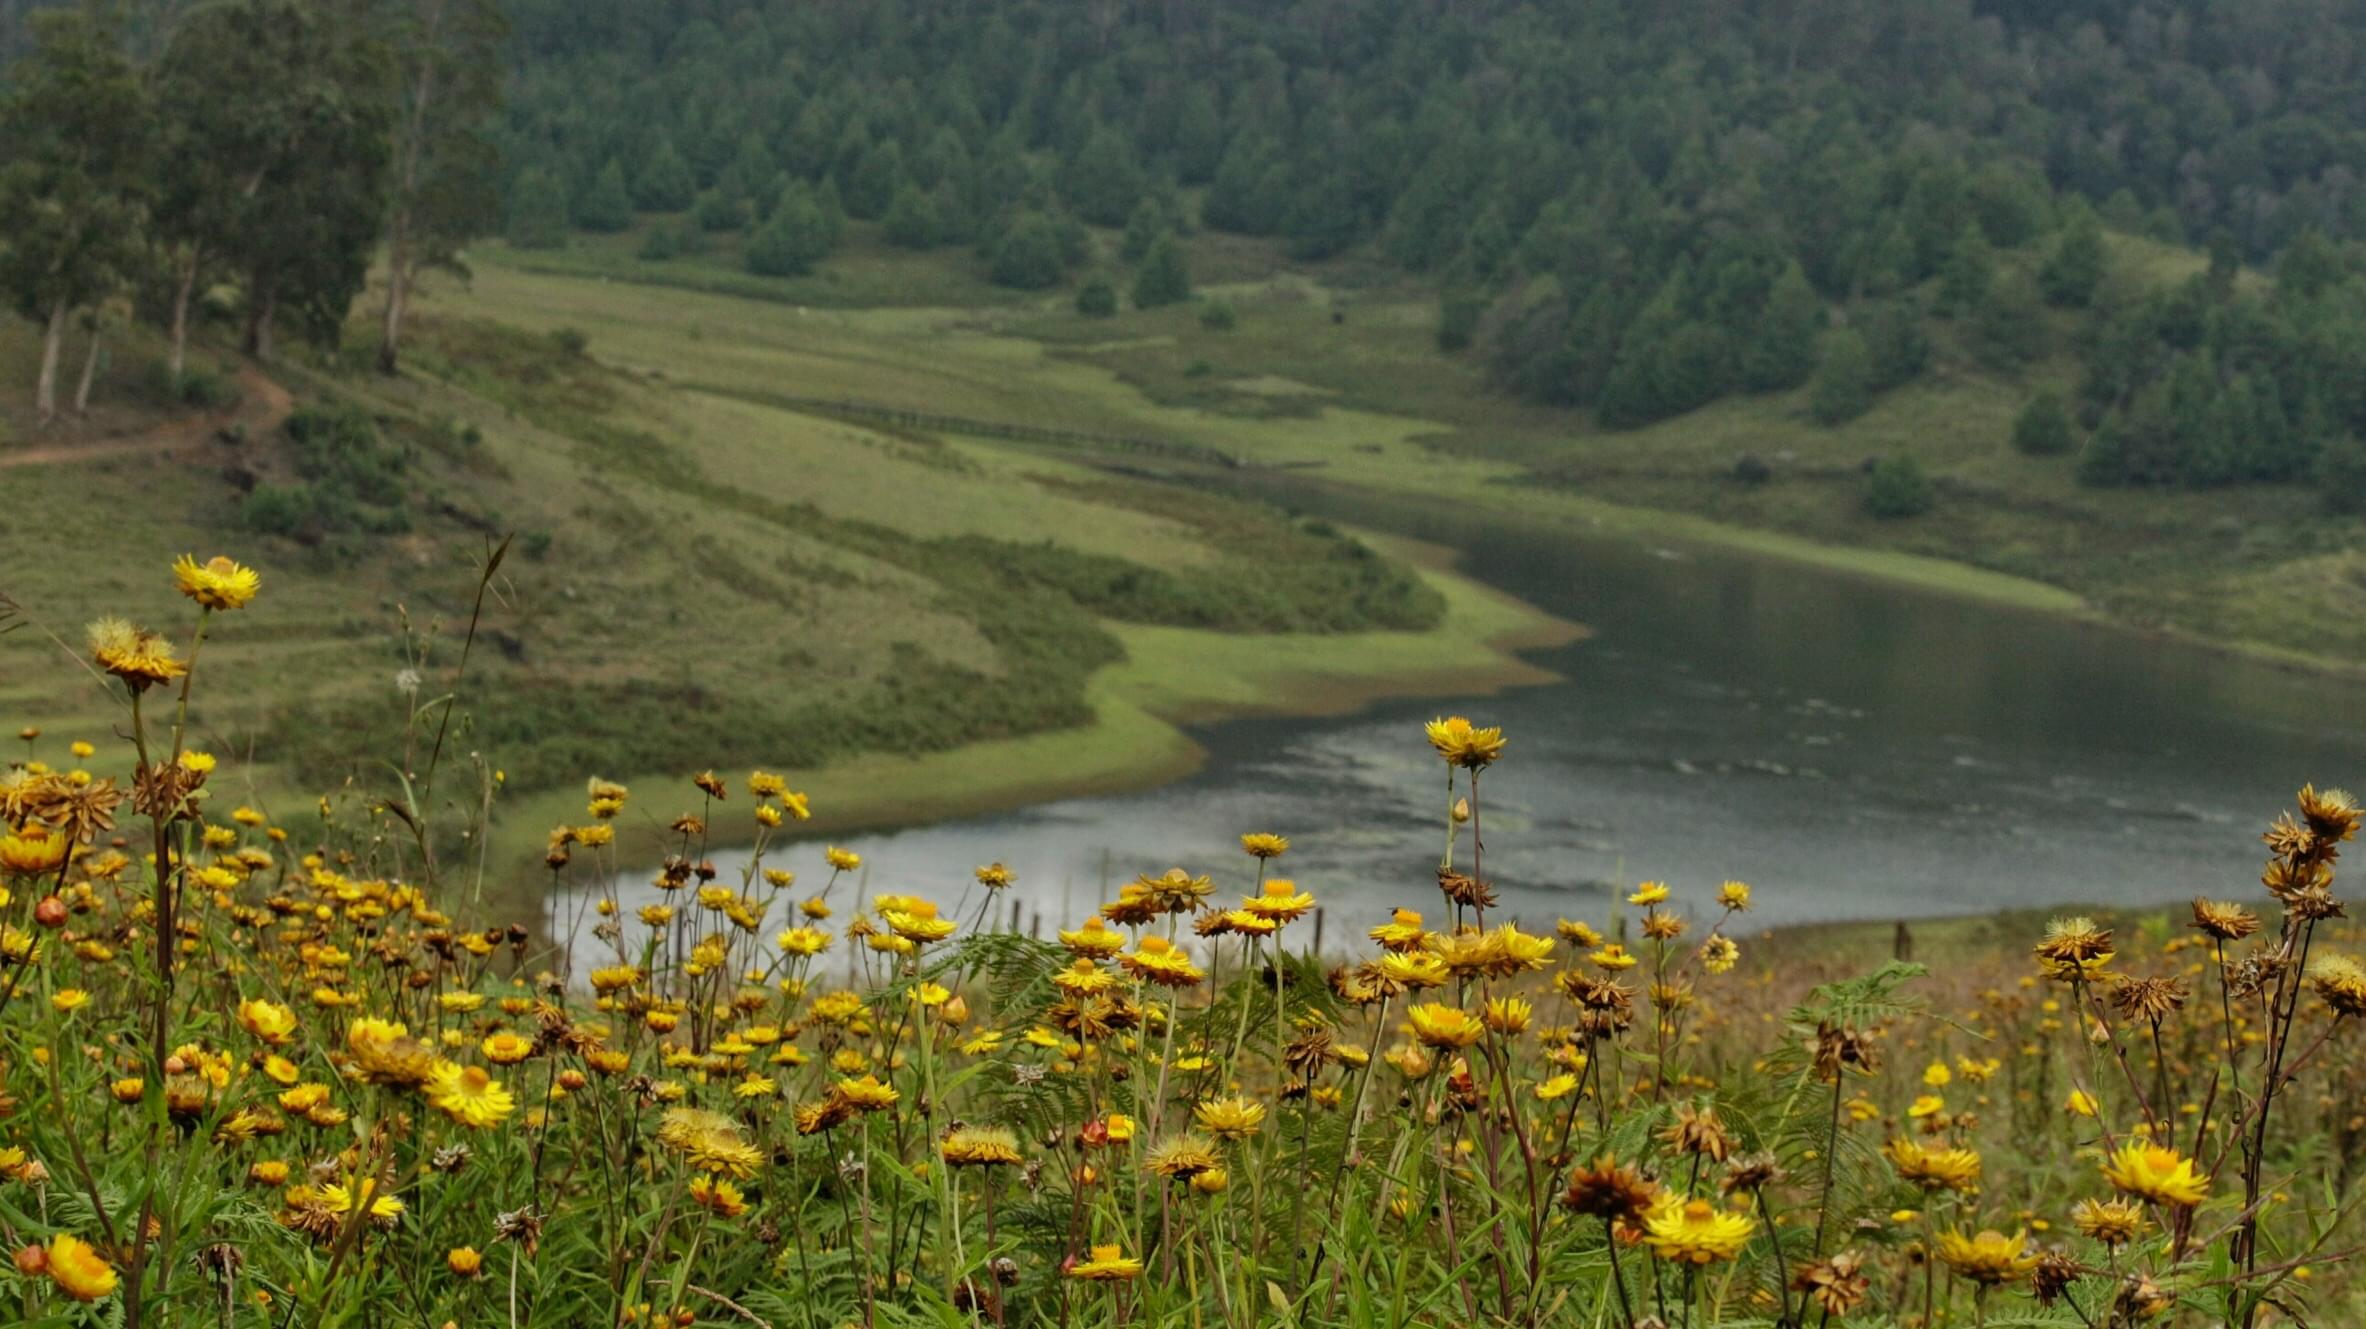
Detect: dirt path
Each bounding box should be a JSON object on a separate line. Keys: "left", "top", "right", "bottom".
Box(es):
{"left": 0, "top": 365, "right": 293, "bottom": 470}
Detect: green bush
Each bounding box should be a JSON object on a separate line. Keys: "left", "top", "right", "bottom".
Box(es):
{"left": 238, "top": 484, "right": 314, "bottom": 537}
{"left": 2012, "top": 389, "right": 2076, "bottom": 456}
{"left": 1197, "top": 299, "right": 1237, "bottom": 331}
{"left": 1074, "top": 277, "right": 1118, "bottom": 318}
{"left": 1437, "top": 291, "right": 1483, "bottom": 351}
{"left": 1863, "top": 454, "right": 1935, "bottom": 518}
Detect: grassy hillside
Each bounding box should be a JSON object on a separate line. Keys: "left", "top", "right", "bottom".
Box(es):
{"left": 0, "top": 283, "right": 1570, "bottom": 849}
{"left": 466, "top": 217, "right": 2366, "bottom": 668}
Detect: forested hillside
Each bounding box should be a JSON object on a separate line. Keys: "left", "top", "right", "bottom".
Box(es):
{"left": 18, "top": 0, "right": 2366, "bottom": 502}
{"left": 489, "top": 0, "right": 2366, "bottom": 501}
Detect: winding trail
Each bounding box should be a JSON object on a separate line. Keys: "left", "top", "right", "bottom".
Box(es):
{"left": 0, "top": 365, "right": 292, "bottom": 470}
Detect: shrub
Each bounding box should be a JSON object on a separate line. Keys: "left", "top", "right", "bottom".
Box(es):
{"left": 1074, "top": 277, "right": 1118, "bottom": 318}
{"left": 1809, "top": 328, "right": 1874, "bottom": 425}
{"left": 1197, "top": 299, "right": 1236, "bottom": 331}
{"left": 1131, "top": 233, "right": 1191, "bottom": 308}
{"left": 2012, "top": 389, "right": 2077, "bottom": 456}
{"left": 1863, "top": 453, "right": 1935, "bottom": 518}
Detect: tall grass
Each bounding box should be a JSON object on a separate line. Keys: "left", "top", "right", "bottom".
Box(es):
{"left": 1, "top": 551, "right": 2362, "bottom": 1327}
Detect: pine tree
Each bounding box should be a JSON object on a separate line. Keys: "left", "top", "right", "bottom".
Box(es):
{"left": 1740, "top": 262, "right": 1822, "bottom": 392}
{"left": 574, "top": 158, "right": 633, "bottom": 232}
{"left": 635, "top": 138, "right": 696, "bottom": 212}
{"left": 1809, "top": 328, "right": 1875, "bottom": 425}
{"left": 506, "top": 166, "right": 569, "bottom": 249}
{"left": 2039, "top": 209, "right": 2106, "bottom": 307}
{"left": 1130, "top": 233, "right": 1191, "bottom": 308}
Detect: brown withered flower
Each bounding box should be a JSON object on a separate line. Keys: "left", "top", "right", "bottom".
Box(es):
{"left": 2032, "top": 1249, "right": 2083, "bottom": 1307}
{"left": 1436, "top": 868, "right": 1497, "bottom": 912}
{"left": 1791, "top": 1251, "right": 1871, "bottom": 1317}
{"left": 1722, "top": 1151, "right": 1782, "bottom": 1195}
{"left": 1558, "top": 1156, "right": 1660, "bottom": 1223}
{"left": 2190, "top": 898, "right": 2260, "bottom": 942}
{"left": 1812, "top": 1022, "right": 1882, "bottom": 1081}
{"left": 2111, "top": 975, "right": 2187, "bottom": 1024}
{"left": 1661, "top": 1102, "right": 1733, "bottom": 1162}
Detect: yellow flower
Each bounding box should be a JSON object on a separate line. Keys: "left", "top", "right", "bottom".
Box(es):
{"left": 0, "top": 826, "right": 69, "bottom": 876}
{"left": 1628, "top": 881, "right": 1670, "bottom": 906}
{"left": 482, "top": 1031, "right": 534, "bottom": 1064}
{"left": 1936, "top": 1228, "right": 2038, "bottom": 1286}
{"left": 1483, "top": 996, "right": 1533, "bottom": 1035}
{"left": 1699, "top": 935, "right": 1740, "bottom": 975}
{"left": 835, "top": 1074, "right": 899, "bottom": 1111}
{"left": 86, "top": 618, "right": 186, "bottom": 690}
{"left": 425, "top": 1062, "right": 515, "bottom": 1129}
{"left": 45, "top": 1234, "right": 118, "bottom": 1301}
{"left": 448, "top": 1246, "right": 484, "bottom": 1278}
{"left": 1424, "top": 716, "right": 1505, "bottom": 768}
{"left": 1907, "top": 1094, "right": 1945, "bottom": 1119}
{"left": 1069, "top": 1243, "right": 1143, "bottom": 1281}
{"left": 1716, "top": 880, "right": 1752, "bottom": 911}
{"left": 689, "top": 1174, "right": 749, "bottom": 1218}
{"left": 172, "top": 554, "right": 261, "bottom": 610}
{"left": 1240, "top": 877, "right": 1315, "bottom": 923}
{"left": 238, "top": 999, "right": 298, "bottom": 1046}
{"left": 1885, "top": 1137, "right": 1982, "bottom": 1193}
{"left": 1535, "top": 1073, "right": 1579, "bottom": 1101}
{"left": 941, "top": 1125, "right": 1023, "bottom": 1167}
{"left": 2070, "top": 1197, "right": 2146, "bottom": 1246}
{"left": 1193, "top": 1095, "right": 1266, "bottom": 1141}
{"left": 2065, "top": 1089, "right": 2100, "bottom": 1118}
{"left": 1239, "top": 833, "right": 1289, "bottom": 859}
{"left": 1405, "top": 1001, "right": 1484, "bottom": 1049}
{"left": 1922, "top": 1060, "right": 1951, "bottom": 1087}
{"left": 1642, "top": 1197, "right": 1754, "bottom": 1264}
{"left": 1590, "top": 944, "right": 1639, "bottom": 971}
{"left": 2100, "top": 1142, "right": 2208, "bottom": 1208}
{"left": 824, "top": 847, "right": 861, "bottom": 872}
{"left": 320, "top": 1177, "right": 405, "bottom": 1224}
{"left": 50, "top": 989, "right": 90, "bottom": 1014}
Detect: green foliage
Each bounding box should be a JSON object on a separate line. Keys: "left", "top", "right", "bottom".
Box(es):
{"left": 1437, "top": 290, "right": 1483, "bottom": 352}
{"left": 1197, "top": 299, "right": 1237, "bottom": 332}
{"left": 238, "top": 405, "right": 415, "bottom": 540}
{"left": 988, "top": 211, "right": 1068, "bottom": 291}
{"left": 506, "top": 166, "right": 569, "bottom": 249}
{"left": 1130, "top": 233, "right": 1191, "bottom": 309}
{"left": 880, "top": 184, "right": 941, "bottom": 250}
{"left": 2315, "top": 433, "right": 2366, "bottom": 514}
{"left": 1936, "top": 222, "right": 1994, "bottom": 316}
{"left": 573, "top": 158, "right": 633, "bottom": 233}
{"left": 1863, "top": 454, "right": 1935, "bottom": 519}
{"left": 1809, "top": 327, "right": 1875, "bottom": 426}
{"left": 1073, "top": 276, "right": 1117, "bottom": 318}
{"left": 633, "top": 137, "right": 695, "bottom": 213}
{"left": 745, "top": 191, "right": 831, "bottom": 277}
{"left": 692, "top": 188, "right": 747, "bottom": 234}
{"left": 2012, "top": 388, "right": 2077, "bottom": 457}
{"left": 2040, "top": 209, "right": 2107, "bottom": 308}
{"left": 1739, "top": 262, "right": 1822, "bottom": 392}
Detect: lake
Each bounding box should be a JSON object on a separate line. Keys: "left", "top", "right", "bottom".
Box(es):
{"left": 570, "top": 485, "right": 2366, "bottom": 940}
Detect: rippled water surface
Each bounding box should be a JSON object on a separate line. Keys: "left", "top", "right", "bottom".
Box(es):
{"left": 574, "top": 488, "right": 2366, "bottom": 937}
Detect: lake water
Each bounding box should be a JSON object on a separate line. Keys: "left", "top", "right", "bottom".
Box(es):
{"left": 572, "top": 486, "right": 2366, "bottom": 940}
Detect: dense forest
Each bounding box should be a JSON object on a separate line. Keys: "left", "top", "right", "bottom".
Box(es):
{"left": 21, "top": 0, "right": 2366, "bottom": 499}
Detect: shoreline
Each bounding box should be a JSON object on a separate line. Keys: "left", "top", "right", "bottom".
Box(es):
{"left": 495, "top": 529, "right": 1580, "bottom": 884}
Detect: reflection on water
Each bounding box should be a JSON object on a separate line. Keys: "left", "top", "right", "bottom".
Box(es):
{"left": 562, "top": 485, "right": 2366, "bottom": 942}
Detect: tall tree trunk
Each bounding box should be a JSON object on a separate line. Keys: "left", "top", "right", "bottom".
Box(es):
{"left": 34, "top": 300, "right": 66, "bottom": 424}
{"left": 243, "top": 286, "right": 276, "bottom": 362}
{"left": 168, "top": 252, "right": 198, "bottom": 384}
{"left": 377, "top": 250, "right": 411, "bottom": 375}
{"left": 73, "top": 323, "right": 102, "bottom": 415}
{"left": 378, "top": 0, "right": 443, "bottom": 376}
